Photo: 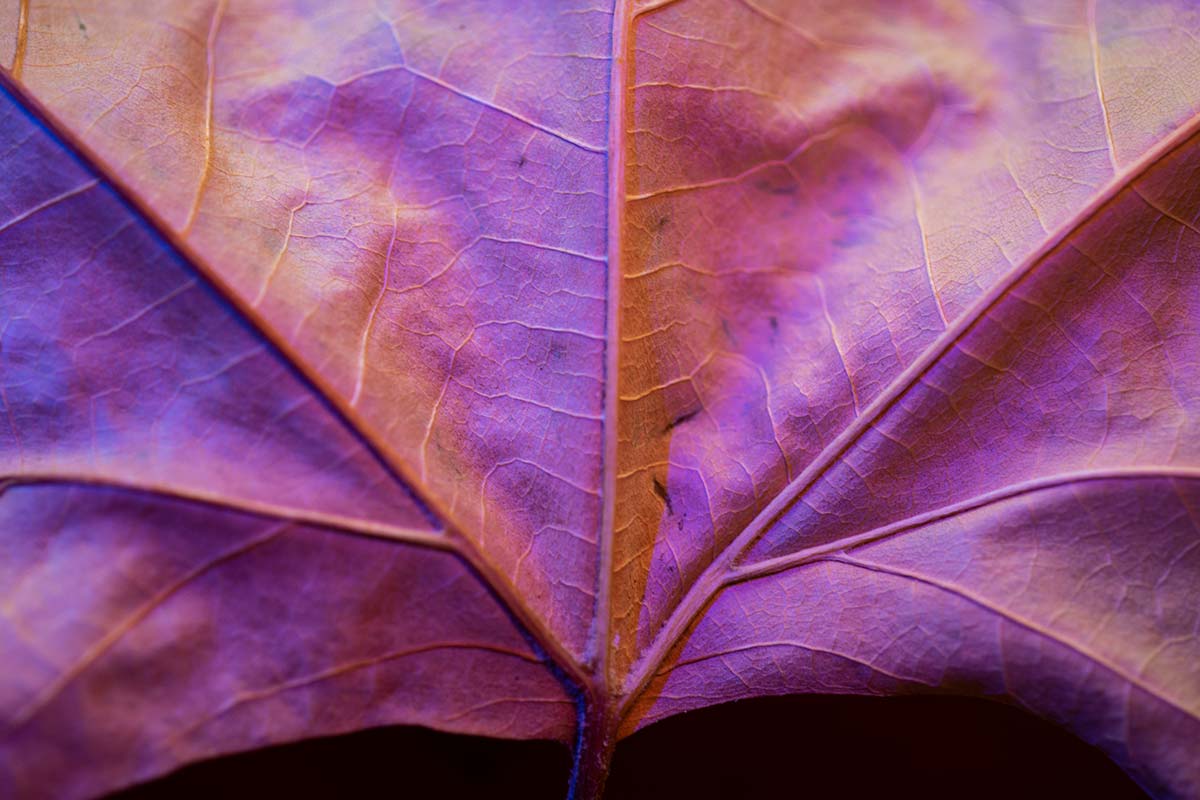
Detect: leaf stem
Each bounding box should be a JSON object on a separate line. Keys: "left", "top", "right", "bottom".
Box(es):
{"left": 570, "top": 690, "right": 619, "bottom": 800}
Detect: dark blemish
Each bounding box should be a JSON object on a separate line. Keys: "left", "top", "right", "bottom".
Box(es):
{"left": 539, "top": 342, "right": 567, "bottom": 373}
{"left": 652, "top": 476, "right": 674, "bottom": 515}
{"left": 769, "top": 315, "right": 779, "bottom": 333}
{"left": 517, "top": 154, "right": 527, "bottom": 168}
{"left": 431, "top": 438, "right": 466, "bottom": 479}
{"left": 663, "top": 408, "right": 699, "bottom": 433}
{"left": 755, "top": 178, "right": 797, "bottom": 196}
{"left": 721, "top": 318, "right": 738, "bottom": 345}
{"left": 654, "top": 216, "right": 670, "bottom": 232}
{"left": 458, "top": 23, "right": 466, "bottom": 30}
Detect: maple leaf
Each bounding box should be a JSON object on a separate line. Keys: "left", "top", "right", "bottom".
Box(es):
{"left": 2, "top": 1, "right": 1199, "bottom": 798}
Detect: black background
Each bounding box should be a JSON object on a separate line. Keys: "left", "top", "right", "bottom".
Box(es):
{"left": 112, "top": 694, "right": 1149, "bottom": 799}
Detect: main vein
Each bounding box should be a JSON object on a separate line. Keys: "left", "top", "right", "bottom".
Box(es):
{"left": 594, "top": 0, "right": 632, "bottom": 703}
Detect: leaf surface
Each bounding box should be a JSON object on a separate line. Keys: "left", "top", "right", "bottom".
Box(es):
{"left": 6, "top": 0, "right": 612, "bottom": 659}
{"left": 0, "top": 84, "right": 574, "bottom": 799}
{"left": 3, "top": 1, "right": 1200, "bottom": 797}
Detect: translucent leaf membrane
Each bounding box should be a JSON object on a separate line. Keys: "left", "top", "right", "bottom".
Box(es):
{"left": 4, "top": 0, "right": 614, "bottom": 656}
{"left": 613, "top": 0, "right": 1200, "bottom": 680}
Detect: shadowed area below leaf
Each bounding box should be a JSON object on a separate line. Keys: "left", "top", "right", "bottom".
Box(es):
{"left": 106, "top": 695, "right": 1148, "bottom": 799}
{"left": 105, "top": 725, "right": 573, "bottom": 799}
{"left": 606, "top": 695, "right": 1150, "bottom": 800}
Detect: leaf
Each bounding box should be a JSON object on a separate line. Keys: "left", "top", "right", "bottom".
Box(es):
{"left": 1, "top": 1, "right": 1199, "bottom": 797}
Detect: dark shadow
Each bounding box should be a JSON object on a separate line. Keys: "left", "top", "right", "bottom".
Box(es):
{"left": 108, "top": 725, "right": 572, "bottom": 799}
{"left": 111, "top": 695, "right": 1150, "bottom": 799}
{"left": 606, "top": 694, "right": 1150, "bottom": 799}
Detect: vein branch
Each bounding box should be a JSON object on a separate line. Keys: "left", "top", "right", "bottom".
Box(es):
{"left": 342, "top": 61, "right": 604, "bottom": 154}
{"left": 728, "top": 467, "right": 1200, "bottom": 584}
{"left": 0, "top": 473, "right": 450, "bottom": 549}
{"left": 1088, "top": 0, "right": 1121, "bottom": 173}
{"left": 169, "top": 641, "right": 553, "bottom": 745}
{"left": 181, "top": 0, "right": 225, "bottom": 235}
{"left": 11, "top": 0, "right": 28, "bottom": 79}
{"left": 826, "top": 555, "right": 1198, "bottom": 720}
{"left": 7, "top": 521, "right": 291, "bottom": 729}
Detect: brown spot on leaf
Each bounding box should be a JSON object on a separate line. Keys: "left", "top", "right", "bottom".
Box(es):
{"left": 652, "top": 476, "right": 673, "bottom": 515}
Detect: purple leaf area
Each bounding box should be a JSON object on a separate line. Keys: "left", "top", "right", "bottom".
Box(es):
{"left": 0, "top": 87, "right": 574, "bottom": 800}
{"left": 1, "top": 1, "right": 1199, "bottom": 798}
